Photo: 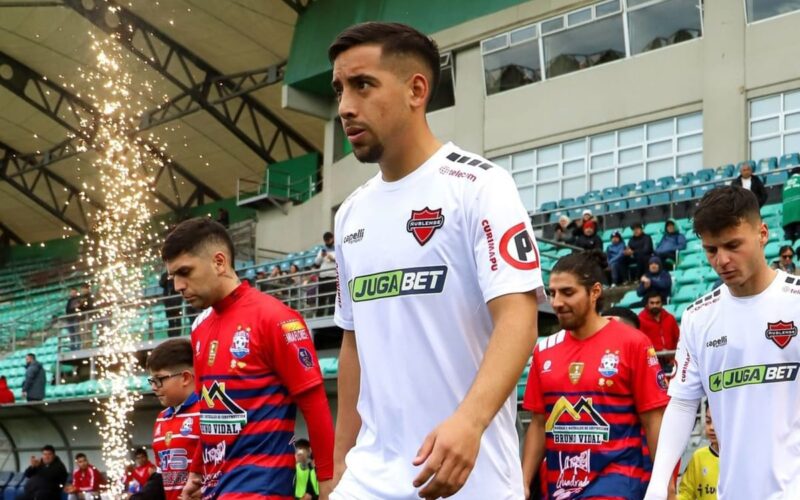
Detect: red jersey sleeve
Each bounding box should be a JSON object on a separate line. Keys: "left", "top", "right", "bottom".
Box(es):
{"left": 262, "top": 310, "right": 323, "bottom": 396}
{"left": 522, "top": 351, "right": 545, "bottom": 413}
{"left": 630, "top": 335, "right": 670, "bottom": 413}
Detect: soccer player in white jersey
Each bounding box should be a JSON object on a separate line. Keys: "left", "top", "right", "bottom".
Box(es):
{"left": 645, "top": 186, "right": 800, "bottom": 500}
{"left": 328, "top": 22, "right": 545, "bottom": 500}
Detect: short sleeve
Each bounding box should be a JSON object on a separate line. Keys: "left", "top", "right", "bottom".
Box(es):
{"left": 469, "top": 169, "right": 545, "bottom": 303}
{"left": 668, "top": 312, "right": 705, "bottom": 400}
{"left": 630, "top": 334, "right": 670, "bottom": 413}
{"left": 333, "top": 212, "right": 354, "bottom": 331}
{"left": 522, "top": 350, "right": 545, "bottom": 413}
{"left": 263, "top": 310, "right": 323, "bottom": 396}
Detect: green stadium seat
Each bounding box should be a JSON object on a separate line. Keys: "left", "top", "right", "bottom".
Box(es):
{"left": 678, "top": 253, "right": 705, "bottom": 270}
{"left": 674, "top": 268, "right": 701, "bottom": 286}
{"left": 780, "top": 153, "right": 800, "bottom": 169}
{"left": 761, "top": 204, "right": 782, "bottom": 217}
{"left": 765, "top": 241, "right": 781, "bottom": 260}
{"left": 672, "top": 284, "right": 706, "bottom": 305}
{"left": 618, "top": 290, "right": 641, "bottom": 308}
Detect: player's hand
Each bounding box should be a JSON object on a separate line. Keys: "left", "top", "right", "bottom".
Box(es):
{"left": 318, "top": 480, "right": 333, "bottom": 500}
{"left": 179, "top": 472, "right": 203, "bottom": 500}
{"left": 412, "top": 411, "right": 483, "bottom": 499}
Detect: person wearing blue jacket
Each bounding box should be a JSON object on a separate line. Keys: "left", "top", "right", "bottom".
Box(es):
{"left": 606, "top": 231, "right": 627, "bottom": 285}
{"left": 636, "top": 255, "right": 672, "bottom": 304}
{"left": 655, "top": 219, "right": 687, "bottom": 269}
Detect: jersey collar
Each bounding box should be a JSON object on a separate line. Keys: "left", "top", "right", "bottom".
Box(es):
{"left": 213, "top": 281, "right": 250, "bottom": 313}
{"left": 164, "top": 392, "right": 200, "bottom": 418}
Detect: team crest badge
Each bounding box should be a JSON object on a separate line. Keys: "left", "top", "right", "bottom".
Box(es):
{"left": 406, "top": 207, "right": 445, "bottom": 246}
{"left": 180, "top": 417, "right": 193, "bottom": 436}
{"left": 568, "top": 362, "right": 584, "bottom": 384}
{"left": 765, "top": 321, "right": 797, "bottom": 349}
{"left": 598, "top": 351, "right": 620, "bottom": 377}
{"left": 230, "top": 326, "right": 251, "bottom": 359}
{"left": 207, "top": 340, "right": 218, "bottom": 366}
{"left": 298, "top": 347, "right": 314, "bottom": 369}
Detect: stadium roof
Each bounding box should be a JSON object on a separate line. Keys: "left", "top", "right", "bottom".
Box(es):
{"left": 0, "top": 0, "right": 324, "bottom": 243}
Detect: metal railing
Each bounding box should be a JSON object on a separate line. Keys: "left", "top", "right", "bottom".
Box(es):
{"left": 236, "top": 171, "right": 321, "bottom": 208}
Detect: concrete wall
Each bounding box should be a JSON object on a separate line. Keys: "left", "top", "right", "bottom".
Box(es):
{"left": 264, "top": 0, "right": 800, "bottom": 254}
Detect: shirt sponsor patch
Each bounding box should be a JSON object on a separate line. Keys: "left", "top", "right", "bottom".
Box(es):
{"left": 481, "top": 219, "right": 498, "bottom": 271}
{"left": 545, "top": 396, "right": 610, "bottom": 445}
{"left": 709, "top": 363, "right": 799, "bottom": 392}
{"left": 281, "top": 320, "right": 310, "bottom": 343}
{"left": 298, "top": 347, "right": 314, "bottom": 369}
{"left": 499, "top": 222, "right": 539, "bottom": 270}
{"left": 200, "top": 382, "right": 247, "bottom": 435}
{"left": 348, "top": 266, "right": 447, "bottom": 302}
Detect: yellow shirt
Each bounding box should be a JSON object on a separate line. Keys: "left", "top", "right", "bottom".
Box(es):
{"left": 678, "top": 446, "right": 719, "bottom": 500}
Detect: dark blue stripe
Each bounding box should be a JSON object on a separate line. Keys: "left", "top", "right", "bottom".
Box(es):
{"left": 225, "top": 431, "right": 295, "bottom": 460}
{"left": 543, "top": 390, "right": 633, "bottom": 398}
{"left": 210, "top": 464, "right": 294, "bottom": 497}
{"left": 544, "top": 403, "right": 636, "bottom": 414}
{"left": 546, "top": 447, "right": 646, "bottom": 471}
{"left": 223, "top": 384, "right": 289, "bottom": 399}
{"left": 201, "top": 373, "right": 276, "bottom": 381}
{"left": 202, "top": 401, "right": 295, "bottom": 423}
{"left": 546, "top": 423, "right": 642, "bottom": 442}
{"left": 547, "top": 472, "right": 646, "bottom": 499}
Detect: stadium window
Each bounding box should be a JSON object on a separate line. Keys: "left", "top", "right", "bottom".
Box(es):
{"left": 481, "top": 25, "right": 541, "bottom": 96}
{"left": 494, "top": 112, "right": 702, "bottom": 211}
{"left": 542, "top": 2, "right": 625, "bottom": 79}
{"left": 745, "top": 0, "right": 800, "bottom": 23}
{"left": 480, "top": 0, "right": 703, "bottom": 95}
{"left": 427, "top": 53, "right": 455, "bottom": 113}
{"left": 749, "top": 90, "right": 800, "bottom": 160}
{"left": 627, "top": 0, "right": 703, "bottom": 56}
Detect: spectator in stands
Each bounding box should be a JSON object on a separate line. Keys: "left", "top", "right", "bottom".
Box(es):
{"left": 602, "top": 306, "right": 640, "bottom": 329}
{"left": 159, "top": 272, "right": 183, "bottom": 337}
{"left": 655, "top": 219, "right": 687, "bottom": 270}
{"left": 553, "top": 215, "right": 574, "bottom": 244}
{"left": 770, "top": 245, "right": 797, "bottom": 275}
{"left": 625, "top": 223, "right": 654, "bottom": 280}
{"left": 677, "top": 405, "right": 719, "bottom": 500}
{"left": 782, "top": 167, "right": 800, "bottom": 242}
{"left": 256, "top": 269, "right": 269, "bottom": 292}
{"left": 303, "top": 265, "right": 320, "bottom": 317}
{"left": 21, "top": 444, "right": 68, "bottom": 500}
{"left": 286, "top": 263, "right": 304, "bottom": 311}
{"left": 22, "top": 353, "right": 45, "bottom": 402}
{"left": 216, "top": 207, "right": 230, "bottom": 228}
{"left": 637, "top": 290, "right": 680, "bottom": 370}
{"left": 732, "top": 162, "right": 767, "bottom": 207}
{"left": 636, "top": 256, "right": 672, "bottom": 304}
{"left": 606, "top": 231, "right": 627, "bottom": 285}
{"left": 0, "top": 375, "right": 15, "bottom": 404}
{"left": 315, "top": 231, "right": 336, "bottom": 316}
{"left": 294, "top": 438, "right": 319, "bottom": 500}
{"left": 65, "top": 287, "right": 81, "bottom": 350}
{"left": 125, "top": 448, "right": 156, "bottom": 495}
{"left": 64, "top": 453, "right": 103, "bottom": 500}
{"left": 573, "top": 221, "right": 603, "bottom": 252}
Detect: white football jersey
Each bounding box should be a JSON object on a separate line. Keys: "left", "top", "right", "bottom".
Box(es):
{"left": 669, "top": 270, "right": 800, "bottom": 500}
{"left": 332, "top": 142, "right": 545, "bottom": 499}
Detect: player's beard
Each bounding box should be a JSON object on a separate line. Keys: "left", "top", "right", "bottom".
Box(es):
{"left": 353, "top": 141, "right": 384, "bottom": 164}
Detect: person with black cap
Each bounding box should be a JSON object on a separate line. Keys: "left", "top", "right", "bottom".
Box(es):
{"left": 606, "top": 231, "right": 627, "bottom": 285}
{"left": 655, "top": 219, "right": 686, "bottom": 270}
{"left": 636, "top": 256, "right": 672, "bottom": 304}
{"left": 624, "top": 223, "right": 654, "bottom": 281}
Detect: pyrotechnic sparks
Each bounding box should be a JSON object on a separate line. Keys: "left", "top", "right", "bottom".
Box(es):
{"left": 75, "top": 3, "right": 167, "bottom": 496}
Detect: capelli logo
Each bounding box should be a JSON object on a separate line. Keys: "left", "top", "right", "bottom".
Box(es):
{"left": 706, "top": 336, "right": 727, "bottom": 348}
{"left": 343, "top": 228, "right": 365, "bottom": 244}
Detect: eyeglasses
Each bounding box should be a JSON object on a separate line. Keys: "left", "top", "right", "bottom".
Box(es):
{"left": 781, "top": 254, "right": 794, "bottom": 260}
{"left": 147, "top": 373, "right": 182, "bottom": 388}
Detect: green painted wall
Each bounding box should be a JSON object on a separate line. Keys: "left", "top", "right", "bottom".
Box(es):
{"left": 286, "top": 0, "right": 529, "bottom": 96}
{"left": 6, "top": 235, "right": 82, "bottom": 262}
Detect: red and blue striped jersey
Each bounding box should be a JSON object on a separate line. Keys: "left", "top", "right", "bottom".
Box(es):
{"left": 152, "top": 393, "right": 201, "bottom": 500}
{"left": 191, "top": 282, "right": 323, "bottom": 500}
{"left": 523, "top": 320, "right": 669, "bottom": 499}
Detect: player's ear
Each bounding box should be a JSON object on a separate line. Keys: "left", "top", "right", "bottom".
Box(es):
{"left": 212, "top": 250, "right": 228, "bottom": 274}
{"left": 407, "top": 72, "right": 429, "bottom": 111}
